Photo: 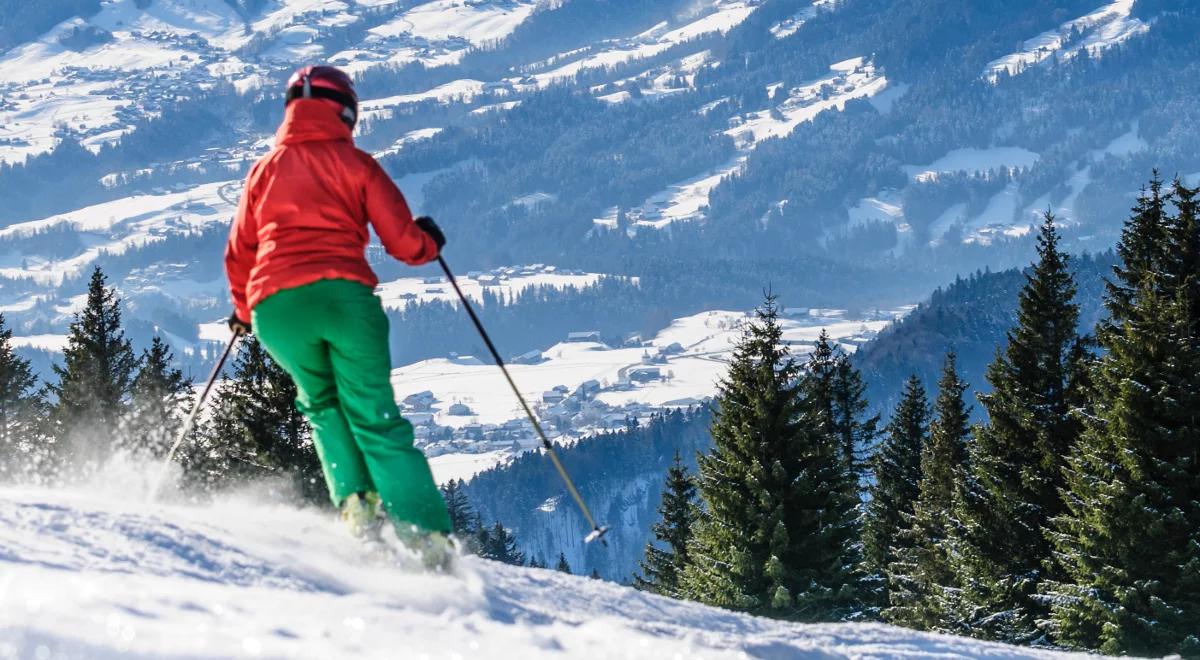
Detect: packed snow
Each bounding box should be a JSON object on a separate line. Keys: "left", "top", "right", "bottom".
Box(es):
{"left": 0, "top": 486, "right": 1100, "bottom": 659}
{"left": 984, "top": 0, "right": 1150, "bottom": 82}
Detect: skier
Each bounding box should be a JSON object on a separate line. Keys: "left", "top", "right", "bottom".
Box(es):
{"left": 224, "top": 65, "right": 453, "bottom": 568}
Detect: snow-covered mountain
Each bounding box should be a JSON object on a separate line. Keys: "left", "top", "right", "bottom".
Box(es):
{"left": 0, "top": 484, "right": 1097, "bottom": 658}
{"left": 1, "top": 0, "right": 1193, "bottom": 370}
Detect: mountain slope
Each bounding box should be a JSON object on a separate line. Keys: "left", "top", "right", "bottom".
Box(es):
{"left": 0, "top": 485, "right": 1096, "bottom": 659}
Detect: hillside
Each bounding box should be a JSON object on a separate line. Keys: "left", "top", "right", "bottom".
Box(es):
{"left": 0, "top": 0, "right": 1196, "bottom": 377}
{"left": 853, "top": 251, "right": 1116, "bottom": 416}
{"left": 0, "top": 484, "right": 1097, "bottom": 658}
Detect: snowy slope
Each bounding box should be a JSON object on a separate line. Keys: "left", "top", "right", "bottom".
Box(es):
{"left": 0, "top": 486, "right": 1096, "bottom": 659}
{"left": 983, "top": 0, "right": 1149, "bottom": 82}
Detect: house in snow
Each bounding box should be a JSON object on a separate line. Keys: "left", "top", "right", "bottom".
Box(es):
{"left": 447, "top": 402, "right": 473, "bottom": 416}
{"left": 628, "top": 366, "right": 661, "bottom": 383}
{"left": 403, "top": 390, "right": 436, "bottom": 411}
{"left": 512, "top": 350, "right": 544, "bottom": 365}
{"left": 567, "top": 330, "right": 602, "bottom": 343}
{"left": 405, "top": 412, "right": 435, "bottom": 426}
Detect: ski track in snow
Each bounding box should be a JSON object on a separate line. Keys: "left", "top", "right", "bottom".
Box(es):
{"left": 0, "top": 487, "right": 1098, "bottom": 659}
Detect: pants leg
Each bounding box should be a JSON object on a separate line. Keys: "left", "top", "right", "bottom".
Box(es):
{"left": 253, "top": 286, "right": 374, "bottom": 507}
{"left": 323, "top": 281, "right": 452, "bottom": 535}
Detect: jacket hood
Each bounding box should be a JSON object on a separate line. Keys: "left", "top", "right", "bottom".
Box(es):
{"left": 276, "top": 99, "right": 354, "bottom": 145}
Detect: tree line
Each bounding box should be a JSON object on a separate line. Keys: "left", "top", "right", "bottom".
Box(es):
{"left": 633, "top": 176, "right": 1200, "bottom": 657}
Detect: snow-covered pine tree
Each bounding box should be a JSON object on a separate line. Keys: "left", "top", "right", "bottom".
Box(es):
{"left": 680, "top": 296, "right": 861, "bottom": 621}
{"left": 1041, "top": 179, "right": 1200, "bottom": 656}
{"left": 886, "top": 354, "right": 971, "bottom": 631}
{"left": 0, "top": 313, "right": 47, "bottom": 481}
{"left": 120, "top": 336, "right": 189, "bottom": 459}
{"left": 49, "top": 267, "right": 137, "bottom": 470}
{"left": 949, "top": 213, "right": 1086, "bottom": 642}
{"left": 634, "top": 451, "right": 697, "bottom": 597}
{"left": 862, "top": 375, "right": 929, "bottom": 614}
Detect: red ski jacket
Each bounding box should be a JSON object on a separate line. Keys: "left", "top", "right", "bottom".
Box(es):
{"left": 225, "top": 99, "right": 438, "bottom": 322}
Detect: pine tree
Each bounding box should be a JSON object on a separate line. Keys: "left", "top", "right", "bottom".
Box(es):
{"left": 803, "top": 330, "right": 878, "bottom": 479}
{"left": 590, "top": 568, "right": 601, "bottom": 580}
{"left": 49, "top": 267, "right": 137, "bottom": 468}
{"left": 441, "top": 478, "right": 476, "bottom": 536}
{"left": 886, "top": 354, "right": 971, "bottom": 630}
{"left": 832, "top": 347, "right": 880, "bottom": 480}
{"left": 477, "top": 520, "right": 525, "bottom": 566}
{"left": 187, "top": 337, "right": 322, "bottom": 502}
{"left": 556, "top": 551, "right": 572, "bottom": 574}
{"left": 0, "top": 313, "right": 47, "bottom": 481}
{"left": 680, "top": 296, "right": 862, "bottom": 621}
{"left": 1042, "top": 179, "right": 1200, "bottom": 656}
{"left": 862, "top": 375, "right": 929, "bottom": 613}
{"left": 121, "top": 336, "right": 189, "bottom": 458}
{"left": 950, "top": 213, "right": 1086, "bottom": 642}
{"left": 634, "top": 451, "right": 697, "bottom": 597}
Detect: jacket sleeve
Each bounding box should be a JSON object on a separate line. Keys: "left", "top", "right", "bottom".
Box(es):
{"left": 363, "top": 157, "right": 438, "bottom": 265}
{"left": 225, "top": 164, "right": 260, "bottom": 323}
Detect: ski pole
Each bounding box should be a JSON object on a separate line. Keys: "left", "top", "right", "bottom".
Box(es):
{"left": 151, "top": 331, "right": 242, "bottom": 501}
{"left": 438, "top": 256, "right": 610, "bottom": 545}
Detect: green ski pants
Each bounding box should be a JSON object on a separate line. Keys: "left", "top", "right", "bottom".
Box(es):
{"left": 252, "top": 278, "right": 451, "bottom": 534}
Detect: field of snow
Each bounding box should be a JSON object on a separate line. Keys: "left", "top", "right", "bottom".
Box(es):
{"left": 0, "top": 486, "right": 1098, "bottom": 659}
{"left": 524, "top": 0, "right": 754, "bottom": 89}
{"left": 604, "top": 56, "right": 887, "bottom": 231}
{"left": 984, "top": 0, "right": 1149, "bottom": 82}
{"left": 904, "top": 147, "right": 1040, "bottom": 182}
{"left": 768, "top": 0, "right": 839, "bottom": 39}
{"left": 374, "top": 267, "right": 607, "bottom": 311}
{"left": 0, "top": 0, "right": 549, "bottom": 164}
{"left": 391, "top": 309, "right": 898, "bottom": 433}
{"left": 0, "top": 180, "right": 237, "bottom": 286}
{"left": 726, "top": 57, "right": 887, "bottom": 149}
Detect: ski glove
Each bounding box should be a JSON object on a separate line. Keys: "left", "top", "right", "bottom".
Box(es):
{"left": 227, "top": 312, "right": 252, "bottom": 336}
{"left": 415, "top": 216, "right": 446, "bottom": 252}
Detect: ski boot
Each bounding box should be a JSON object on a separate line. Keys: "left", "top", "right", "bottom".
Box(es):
{"left": 340, "top": 491, "right": 384, "bottom": 540}
{"left": 394, "top": 524, "right": 457, "bottom": 573}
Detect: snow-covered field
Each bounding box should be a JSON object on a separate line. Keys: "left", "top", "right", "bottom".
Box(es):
{"left": 0, "top": 180, "right": 237, "bottom": 286}
{"left": 393, "top": 308, "right": 897, "bottom": 428}
{"left": 983, "top": 0, "right": 1149, "bottom": 82}
{"left": 904, "top": 147, "right": 1040, "bottom": 182}
{"left": 600, "top": 56, "right": 888, "bottom": 231}
{"left": 0, "top": 486, "right": 1096, "bottom": 659}
{"left": 375, "top": 266, "right": 607, "bottom": 311}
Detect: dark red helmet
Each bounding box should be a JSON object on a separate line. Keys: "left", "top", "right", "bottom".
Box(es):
{"left": 286, "top": 65, "right": 358, "bottom": 128}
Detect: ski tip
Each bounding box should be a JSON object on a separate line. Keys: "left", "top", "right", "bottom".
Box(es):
{"left": 584, "top": 525, "right": 610, "bottom": 545}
